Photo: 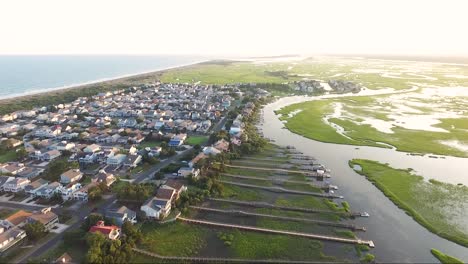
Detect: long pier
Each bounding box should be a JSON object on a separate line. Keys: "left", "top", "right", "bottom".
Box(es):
{"left": 178, "top": 217, "right": 374, "bottom": 248}
{"left": 190, "top": 206, "right": 366, "bottom": 231}
{"left": 225, "top": 164, "right": 331, "bottom": 178}
{"left": 133, "top": 248, "right": 336, "bottom": 263}
{"left": 219, "top": 180, "right": 343, "bottom": 199}
{"left": 208, "top": 198, "right": 367, "bottom": 217}
{"left": 221, "top": 173, "right": 330, "bottom": 190}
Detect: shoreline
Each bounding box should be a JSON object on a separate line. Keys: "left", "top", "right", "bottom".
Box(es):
{"left": 0, "top": 59, "right": 212, "bottom": 104}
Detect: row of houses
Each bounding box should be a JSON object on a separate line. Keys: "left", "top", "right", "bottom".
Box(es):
{"left": 0, "top": 208, "right": 58, "bottom": 253}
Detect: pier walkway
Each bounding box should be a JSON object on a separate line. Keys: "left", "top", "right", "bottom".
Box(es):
{"left": 133, "top": 248, "right": 337, "bottom": 263}
{"left": 219, "top": 180, "right": 343, "bottom": 199}
{"left": 177, "top": 217, "right": 374, "bottom": 247}
{"left": 190, "top": 206, "right": 366, "bottom": 231}
{"left": 225, "top": 164, "right": 331, "bottom": 178}
{"left": 208, "top": 198, "right": 366, "bottom": 217}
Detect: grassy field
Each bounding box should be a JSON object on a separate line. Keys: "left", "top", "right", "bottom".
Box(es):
{"left": 0, "top": 149, "right": 17, "bottom": 163}
{"left": 349, "top": 159, "right": 468, "bottom": 247}
{"left": 223, "top": 229, "right": 335, "bottom": 261}
{"left": 138, "top": 140, "right": 163, "bottom": 149}
{"left": 277, "top": 96, "right": 468, "bottom": 157}
{"left": 185, "top": 136, "right": 209, "bottom": 146}
{"left": 430, "top": 248, "right": 464, "bottom": 264}
{"left": 140, "top": 222, "right": 208, "bottom": 256}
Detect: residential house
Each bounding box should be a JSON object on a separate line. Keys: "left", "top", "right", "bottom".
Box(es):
{"left": 3, "top": 178, "right": 30, "bottom": 192}
{"left": 16, "top": 167, "right": 43, "bottom": 179}
{"left": 105, "top": 206, "right": 137, "bottom": 226}
{"left": 0, "top": 176, "right": 14, "bottom": 191}
{"left": 106, "top": 154, "right": 127, "bottom": 166}
{"left": 168, "top": 133, "right": 187, "bottom": 147}
{"left": 202, "top": 146, "right": 221, "bottom": 156}
{"left": 0, "top": 227, "right": 26, "bottom": 253}
{"left": 161, "top": 179, "right": 187, "bottom": 200}
{"left": 141, "top": 188, "right": 176, "bottom": 219}
{"left": 93, "top": 170, "right": 116, "bottom": 187}
{"left": 41, "top": 149, "right": 61, "bottom": 161}
{"left": 73, "top": 183, "right": 97, "bottom": 201}
{"left": 83, "top": 144, "right": 101, "bottom": 154}
{"left": 35, "top": 182, "right": 61, "bottom": 199}
{"left": 177, "top": 167, "right": 200, "bottom": 178}
{"left": 89, "top": 220, "right": 120, "bottom": 240}
{"left": 1, "top": 210, "right": 32, "bottom": 228}
{"left": 140, "top": 197, "right": 172, "bottom": 220}
{"left": 24, "top": 179, "right": 49, "bottom": 196}
{"left": 60, "top": 169, "right": 83, "bottom": 185}
{"left": 213, "top": 139, "right": 230, "bottom": 152}
{"left": 0, "top": 163, "right": 25, "bottom": 175}
{"left": 188, "top": 152, "right": 207, "bottom": 168}
{"left": 123, "top": 154, "right": 142, "bottom": 168}
{"left": 57, "top": 183, "right": 82, "bottom": 201}
{"left": 27, "top": 207, "right": 59, "bottom": 231}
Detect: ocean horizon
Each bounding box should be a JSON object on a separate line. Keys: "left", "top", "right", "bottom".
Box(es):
{"left": 0, "top": 55, "right": 209, "bottom": 99}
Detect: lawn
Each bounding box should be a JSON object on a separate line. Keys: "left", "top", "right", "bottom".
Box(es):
{"left": 349, "top": 159, "right": 468, "bottom": 247}
{"left": 185, "top": 136, "right": 208, "bottom": 146}
{"left": 0, "top": 208, "right": 16, "bottom": 219}
{"left": 0, "top": 149, "right": 17, "bottom": 163}
{"left": 138, "top": 140, "right": 163, "bottom": 149}
{"left": 139, "top": 222, "right": 207, "bottom": 257}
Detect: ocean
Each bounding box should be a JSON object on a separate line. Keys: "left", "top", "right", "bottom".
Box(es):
{"left": 0, "top": 55, "right": 208, "bottom": 99}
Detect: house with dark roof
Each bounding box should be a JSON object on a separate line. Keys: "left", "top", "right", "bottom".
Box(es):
{"left": 105, "top": 206, "right": 137, "bottom": 226}
{"left": 161, "top": 179, "right": 187, "bottom": 200}
{"left": 93, "top": 170, "right": 116, "bottom": 187}
{"left": 24, "top": 179, "right": 49, "bottom": 196}
{"left": 0, "top": 227, "right": 26, "bottom": 253}
{"left": 140, "top": 197, "right": 172, "bottom": 220}
{"left": 3, "top": 178, "right": 30, "bottom": 192}
{"left": 123, "top": 154, "right": 142, "bottom": 168}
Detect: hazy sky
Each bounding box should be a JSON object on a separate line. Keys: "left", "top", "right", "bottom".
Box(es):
{"left": 1, "top": 0, "right": 467, "bottom": 56}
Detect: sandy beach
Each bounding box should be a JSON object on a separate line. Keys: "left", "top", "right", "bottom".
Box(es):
{"left": 0, "top": 60, "right": 209, "bottom": 105}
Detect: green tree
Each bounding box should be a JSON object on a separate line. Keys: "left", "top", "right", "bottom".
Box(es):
{"left": 16, "top": 147, "right": 28, "bottom": 160}
{"left": 24, "top": 221, "right": 46, "bottom": 241}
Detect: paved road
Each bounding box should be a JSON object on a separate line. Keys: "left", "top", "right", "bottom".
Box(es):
{"left": 0, "top": 201, "right": 48, "bottom": 212}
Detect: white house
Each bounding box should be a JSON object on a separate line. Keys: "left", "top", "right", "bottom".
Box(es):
{"left": 3, "top": 178, "right": 30, "bottom": 193}
{"left": 202, "top": 146, "right": 221, "bottom": 156}
{"left": 140, "top": 197, "right": 171, "bottom": 219}
{"left": 107, "top": 154, "right": 127, "bottom": 166}
{"left": 177, "top": 167, "right": 200, "bottom": 178}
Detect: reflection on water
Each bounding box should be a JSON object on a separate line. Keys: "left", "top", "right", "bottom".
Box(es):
{"left": 260, "top": 96, "right": 468, "bottom": 263}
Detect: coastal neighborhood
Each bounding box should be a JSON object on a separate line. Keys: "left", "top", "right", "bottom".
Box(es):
{"left": 0, "top": 80, "right": 274, "bottom": 262}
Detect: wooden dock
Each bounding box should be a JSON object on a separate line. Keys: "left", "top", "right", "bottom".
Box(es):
{"left": 178, "top": 217, "right": 374, "bottom": 248}
{"left": 133, "top": 248, "right": 337, "bottom": 263}
{"left": 221, "top": 173, "right": 331, "bottom": 190}
{"left": 225, "top": 164, "right": 331, "bottom": 178}
{"left": 190, "top": 206, "right": 366, "bottom": 231}
{"left": 219, "top": 180, "right": 343, "bottom": 199}
{"left": 208, "top": 198, "right": 366, "bottom": 217}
